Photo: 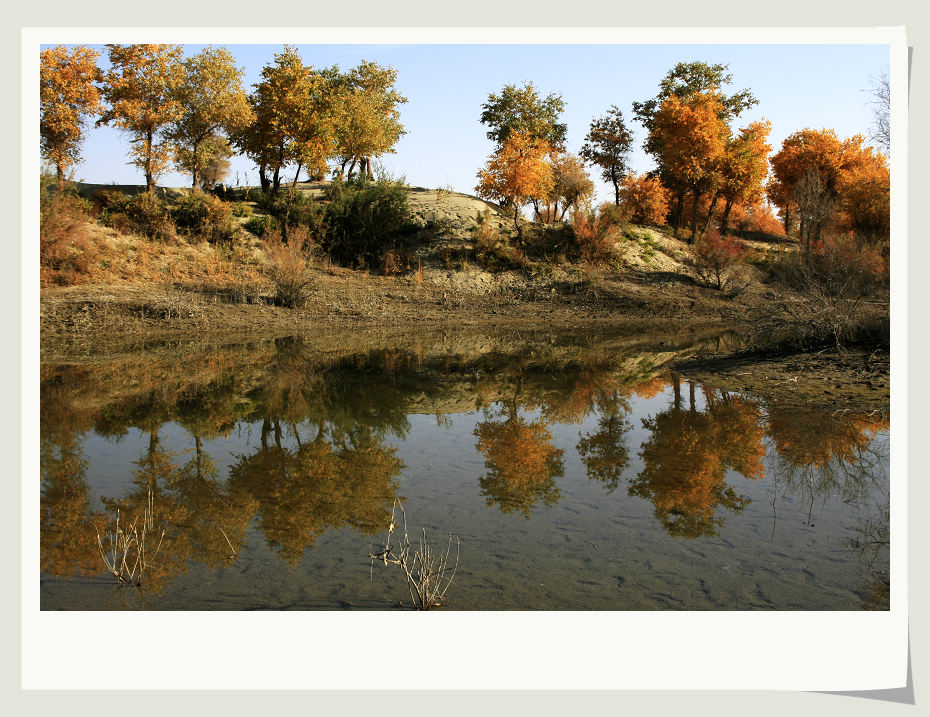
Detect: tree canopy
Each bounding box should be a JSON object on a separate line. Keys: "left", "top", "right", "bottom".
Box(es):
{"left": 479, "top": 81, "right": 567, "bottom": 151}
{"left": 168, "top": 45, "right": 252, "bottom": 189}
{"left": 97, "top": 44, "right": 187, "bottom": 191}
{"left": 579, "top": 105, "right": 634, "bottom": 206}
{"left": 40, "top": 45, "right": 103, "bottom": 187}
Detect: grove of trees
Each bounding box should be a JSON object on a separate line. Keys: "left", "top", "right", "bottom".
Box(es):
{"left": 40, "top": 44, "right": 891, "bottom": 281}
{"left": 40, "top": 43, "right": 407, "bottom": 195}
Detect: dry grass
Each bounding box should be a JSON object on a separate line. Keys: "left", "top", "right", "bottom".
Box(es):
{"left": 96, "top": 487, "right": 166, "bottom": 587}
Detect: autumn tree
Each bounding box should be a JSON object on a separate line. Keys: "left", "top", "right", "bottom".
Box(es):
{"left": 635, "top": 61, "right": 757, "bottom": 239}
{"left": 579, "top": 105, "right": 633, "bottom": 206}
{"left": 333, "top": 60, "right": 408, "bottom": 179}
{"left": 617, "top": 173, "right": 671, "bottom": 225}
{"left": 766, "top": 128, "right": 874, "bottom": 250}
{"left": 168, "top": 45, "right": 252, "bottom": 189}
{"left": 714, "top": 120, "right": 772, "bottom": 234}
{"left": 540, "top": 153, "right": 594, "bottom": 222}
{"left": 40, "top": 45, "right": 103, "bottom": 188}
{"left": 839, "top": 148, "right": 890, "bottom": 245}
{"left": 97, "top": 44, "right": 186, "bottom": 192}
{"left": 479, "top": 81, "right": 567, "bottom": 150}
{"left": 648, "top": 91, "right": 729, "bottom": 241}
{"left": 475, "top": 130, "right": 554, "bottom": 241}
{"left": 633, "top": 61, "right": 757, "bottom": 132}
{"left": 234, "top": 46, "right": 338, "bottom": 195}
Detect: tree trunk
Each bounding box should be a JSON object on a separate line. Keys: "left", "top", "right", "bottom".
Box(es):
{"left": 612, "top": 170, "right": 621, "bottom": 207}
{"left": 701, "top": 193, "right": 720, "bottom": 239}
{"left": 689, "top": 190, "right": 702, "bottom": 244}
{"left": 514, "top": 206, "right": 522, "bottom": 245}
{"left": 145, "top": 129, "right": 154, "bottom": 192}
{"left": 347, "top": 157, "right": 357, "bottom": 178}
{"left": 783, "top": 204, "right": 791, "bottom": 235}
{"left": 191, "top": 138, "right": 200, "bottom": 189}
{"left": 673, "top": 190, "right": 685, "bottom": 238}
{"left": 720, "top": 199, "right": 733, "bottom": 235}
{"left": 292, "top": 160, "right": 303, "bottom": 188}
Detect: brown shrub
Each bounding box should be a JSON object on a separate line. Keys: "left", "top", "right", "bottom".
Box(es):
{"left": 40, "top": 191, "right": 99, "bottom": 286}
{"left": 263, "top": 227, "right": 315, "bottom": 308}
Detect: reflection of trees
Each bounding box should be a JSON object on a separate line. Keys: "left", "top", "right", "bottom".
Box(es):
{"left": 228, "top": 421, "right": 403, "bottom": 564}
{"left": 40, "top": 439, "right": 106, "bottom": 576}
{"left": 473, "top": 374, "right": 564, "bottom": 516}
{"left": 629, "top": 376, "right": 765, "bottom": 538}
{"left": 765, "top": 404, "right": 889, "bottom": 524}
{"left": 576, "top": 388, "right": 632, "bottom": 494}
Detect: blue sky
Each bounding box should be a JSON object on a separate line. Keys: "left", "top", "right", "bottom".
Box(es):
{"left": 58, "top": 42, "right": 889, "bottom": 205}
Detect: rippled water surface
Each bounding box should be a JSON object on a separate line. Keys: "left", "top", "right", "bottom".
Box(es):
{"left": 40, "top": 332, "right": 889, "bottom": 610}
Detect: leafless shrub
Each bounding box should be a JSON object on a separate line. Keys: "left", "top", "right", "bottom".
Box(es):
{"left": 368, "top": 500, "right": 460, "bottom": 610}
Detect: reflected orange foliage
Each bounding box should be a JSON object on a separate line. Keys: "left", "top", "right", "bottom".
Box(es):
{"left": 474, "top": 414, "right": 564, "bottom": 516}
{"left": 767, "top": 404, "right": 888, "bottom": 469}
{"left": 630, "top": 385, "right": 764, "bottom": 538}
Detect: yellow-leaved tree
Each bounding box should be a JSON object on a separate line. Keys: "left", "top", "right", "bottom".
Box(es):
{"left": 40, "top": 45, "right": 103, "bottom": 188}
{"left": 97, "top": 44, "right": 186, "bottom": 192}
{"left": 168, "top": 45, "right": 252, "bottom": 189}
{"left": 333, "top": 60, "right": 408, "bottom": 180}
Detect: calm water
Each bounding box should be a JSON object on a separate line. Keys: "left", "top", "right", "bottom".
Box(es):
{"left": 40, "top": 333, "right": 889, "bottom": 610}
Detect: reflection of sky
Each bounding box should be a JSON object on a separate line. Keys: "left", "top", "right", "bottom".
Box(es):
{"left": 71, "top": 380, "right": 889, "bottom": 536}
{"left": 43, "top": 368, "right": 890, "bottom": 610}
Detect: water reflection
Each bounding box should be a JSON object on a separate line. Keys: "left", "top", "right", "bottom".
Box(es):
{"left": 39, "top": 335, "right": 890, "bottom": 608}
{"left": 474, "top": 376, "right": 564, "bottom": 516}
{"left": 628, "top": 376, "right": 765, "bottom": 538}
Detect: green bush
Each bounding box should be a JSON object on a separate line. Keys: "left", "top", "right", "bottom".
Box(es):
{"left": 258, "top": 187, "right": 324, "bottom": 237}
{"left": 244, "top": 214, "right": 277, "bottom": 237}
{"left": 92, "top": 189, "right": 175, "bottom": 241}
{"left": 318, "top": 176, "right": 413, "bottom": 268}
{"left": 171, "top": 190, "right": 237, "bottom": 244}
{"left": 231, "top": 201, "right": 253, "bottom": 218}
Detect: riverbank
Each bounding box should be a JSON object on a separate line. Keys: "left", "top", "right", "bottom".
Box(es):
{"left": 39, "top": 182, "right": 890, "bottom": 412}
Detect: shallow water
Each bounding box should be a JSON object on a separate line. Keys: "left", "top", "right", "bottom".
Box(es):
{"left": 39, "top": 333, "right": 889, "bottom": 610}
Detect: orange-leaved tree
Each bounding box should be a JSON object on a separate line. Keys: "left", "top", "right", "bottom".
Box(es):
{"left": 475, "top": 130, "right": 554, "bottom": 242}
{"left": 715, "top": 119, "right": 772, "bottom": 234}
{"left": 617, "top": 172, "right": 671, "bottom": 225}
{"left": 765, "top": 128, "right": 875, "bottom": 250}
{"left": 539, "top": 153, "right": 594, "bottom": 222}
{"left": 648, "top": 91, "right": 729, "bottom": 241}
{"left": 98, "top": 44, "right": 186, "bottom": 192}
{"left": 40, "top": 45, "right": 103, "bottom": 189}
{"left": 838, "top": 147, "right": 890, "bottom": 246}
